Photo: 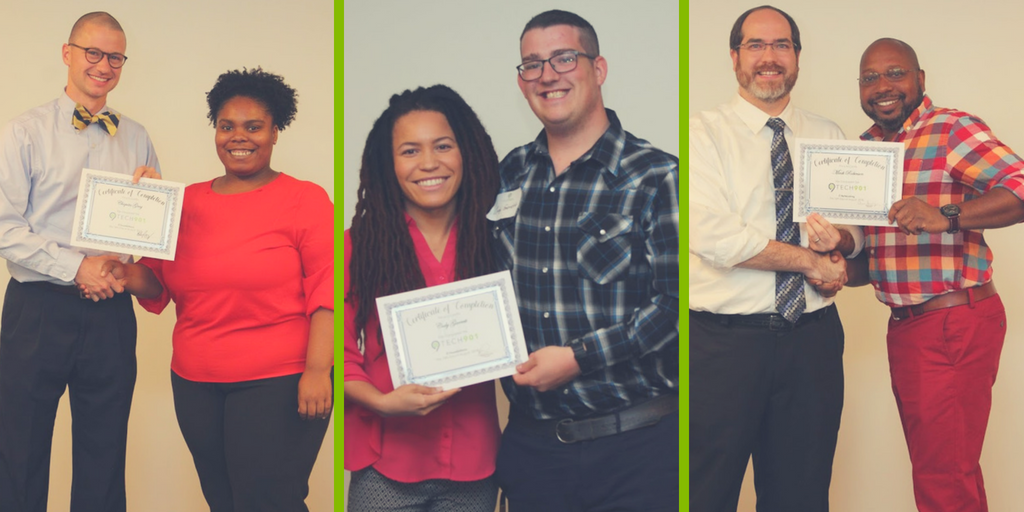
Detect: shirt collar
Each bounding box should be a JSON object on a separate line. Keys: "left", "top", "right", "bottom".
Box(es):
{"left": 59, "top": 89, "right": 111, "bottom": 118}
{"left": 730, "top": 94, "right": 796, "bottom": 135}
{"left": 524, "top": 108, "right": 627, "bottom": 180}
{"left": 861, "top": 94, "right": 933, "bottom": 141}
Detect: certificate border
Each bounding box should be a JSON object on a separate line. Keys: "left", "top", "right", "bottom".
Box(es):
{"left": 376, "top": 270, "right": 528, "bottom": 390}
{"left": 793, "top": 138, "right": 904, "bottom": 226}
{"left": 70, "top": 168, "right": 186, "bottom": 260}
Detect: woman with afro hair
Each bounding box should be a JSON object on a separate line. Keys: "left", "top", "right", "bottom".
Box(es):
{"left": 343, "top": 85, "right": 501, "bottom": 511}
{"left": 96, "top": 68, "right": 333, "bottom": 511}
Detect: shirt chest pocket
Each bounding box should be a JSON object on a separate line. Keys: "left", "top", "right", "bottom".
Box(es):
{"left": 577, "top": 212, "right": 634, "bottom": 285}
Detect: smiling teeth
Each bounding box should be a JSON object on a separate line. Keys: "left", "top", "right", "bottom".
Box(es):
{"left": 230, "top": 150, "right": 253, "bottom": 156}
{"left": 544, "top": 91, "right": 567, "bottom": 99}
{"left": 877, "top": 100, "right": 897, "bottom": 107}
{"left": 418, "top": 178, "right": 445, "bottom": 187}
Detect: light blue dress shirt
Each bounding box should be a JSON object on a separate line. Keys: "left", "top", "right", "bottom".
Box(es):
{"left": 0, "top": 91, "right": 160, "bottom": 284}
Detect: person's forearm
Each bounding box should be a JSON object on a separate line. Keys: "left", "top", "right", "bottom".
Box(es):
{"left": 305, "top": 308, "right": 334, "bottom": 374}
{"left": 344, "top": 380, "right": 385, "bottom": 415}
{"left": 122, "top": 263, "right": 163, "bottom": 298}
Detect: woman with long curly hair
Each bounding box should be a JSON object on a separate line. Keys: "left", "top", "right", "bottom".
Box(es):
{"left": 344, "top": 85, "right": 501, "bottom": 511}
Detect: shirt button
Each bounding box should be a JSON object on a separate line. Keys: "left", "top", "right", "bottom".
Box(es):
{"left": 544, "top": 226, "right": 551, "bottom": 232}
{"left": 599, "top": 229, "right": 607, "bottom": 236}
{"left": 549, "top": 186, "right": 556, "bottom": 193}
{"left": 542, "top": 267, "right": 549, "bottom": 273}
{"left": 563, "top": 389, "right": 569, "bottom": 395}
{"left": 543, "top": 312, "right": 550, "bottom": 318}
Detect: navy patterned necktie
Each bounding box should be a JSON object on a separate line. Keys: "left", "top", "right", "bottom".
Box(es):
{"left": 767, "top": 117, "right": 805, "bottom": 323}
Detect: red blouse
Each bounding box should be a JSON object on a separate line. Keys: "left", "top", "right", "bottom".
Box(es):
{"left": 343, "top": 216, "right": 500, "bottom": 482}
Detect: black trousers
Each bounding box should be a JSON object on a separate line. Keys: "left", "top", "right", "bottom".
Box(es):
{"left": 495, "top": 406, "right": 679, "bottom": 512}
{"left": 171, "top": 370, "right": 331, "bottom": 512}
{"left": 0, "top": 279, "right": 137, "bottom": 512}
{"left": 689, "top": 306, "right": 845, "bottom": 512}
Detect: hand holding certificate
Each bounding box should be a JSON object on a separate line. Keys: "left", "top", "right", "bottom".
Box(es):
{"left": 376, "top": 270, "right": 529, "bottom": 390}
{"left": 793, "top": 139, "right": 904, "bottom": 226}
{"left": 70, "top": 168, "right": 186, "bottom": 260}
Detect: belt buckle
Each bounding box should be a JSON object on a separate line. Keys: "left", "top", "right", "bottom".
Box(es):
{"left": 555, "top": 418, "right": 577, "bottom": 444}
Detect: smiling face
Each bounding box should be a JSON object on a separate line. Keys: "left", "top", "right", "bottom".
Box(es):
{"left": 859, "top": 39, "right": 925, "bottom": 139}
{"left": 392, "top": 110, "right": 464, "bottom": 220}
{"left": 63, "top": 21, "right": 126, "bottom": 112}
{"left": 215, "top": 96, "right": 278, "bottom": 180}
{"left": 517, "top": 25, "right": 607, "bottom": 136}
{"left": 730, "top": 8, "right": 799, "bottom": 114}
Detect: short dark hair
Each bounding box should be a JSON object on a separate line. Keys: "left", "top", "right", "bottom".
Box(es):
{"left": 69, "top": 12, "right": 124, "bottom": 42}
{"left": 521, "top": 9, "right": 599, "bottom": 56}
{"left": 729, "top": 5, "right": 801, "bottom": 52}
{"left": 206, "top": 67, "right": 298, "bottom": 131}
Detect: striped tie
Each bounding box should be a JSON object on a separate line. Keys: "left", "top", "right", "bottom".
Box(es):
{"left": 767, "top": 117, "right": 805, "bottom": 324}
{"left": 72, "top": 104, "right": 119, "bottom": 136}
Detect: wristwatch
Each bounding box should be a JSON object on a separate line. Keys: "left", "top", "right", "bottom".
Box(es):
{"left": 940, "top": 203, "right": 961, "bottom": 234}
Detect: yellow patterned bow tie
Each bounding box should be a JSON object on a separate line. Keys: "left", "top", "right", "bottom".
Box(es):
{"left": 72, "top": 104, "right": 119, "bottom": 136}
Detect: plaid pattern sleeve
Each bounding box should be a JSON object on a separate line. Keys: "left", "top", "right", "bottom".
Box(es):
{"left": 490, "top": 109, "right": 679, "bottom": 419}
{"left": 863, "top": 96, "right": 1024, "bottom": 306}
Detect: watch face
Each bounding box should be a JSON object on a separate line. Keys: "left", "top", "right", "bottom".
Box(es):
{"left": 941, "top": 204, "right": 961, "bottom": 217}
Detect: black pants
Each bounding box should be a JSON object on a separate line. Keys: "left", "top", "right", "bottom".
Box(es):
{"left": 171, "top": 370, "right": 331, "bottom": 512}
{"left": 689, "top": 306, "right": 845, "bottom": 512}
{"left": 0, "top": 279, "right": 137, "bottom": 512}
{"left": 495, "top": 406, "right": 679, "bottom": 512}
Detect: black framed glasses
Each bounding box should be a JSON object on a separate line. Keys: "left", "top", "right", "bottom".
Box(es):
{"left": 517, "top": 50, "right": 596, "bottom": 81}
{"left": 733, "top": 41, "right": 795, "bottom": 53}
{"left": 68, "top": 43, "right": 127, "bottom": 68}
{"left": 858, "top": 67, "right": 915, "bottom": 87}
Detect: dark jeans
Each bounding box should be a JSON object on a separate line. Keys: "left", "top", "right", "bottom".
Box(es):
{"left": 171, "top": 370, "right": 331, "bottom": 512}
{"left": 495, "top": 406, "right": 679, "bottom": 512}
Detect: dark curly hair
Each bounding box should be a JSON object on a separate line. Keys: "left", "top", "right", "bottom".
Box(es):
{"left": 347, "top": 85, "right": 499, "bottom": 348}
{"left": 206, "top": 67, "right": 297, "bottom": 130}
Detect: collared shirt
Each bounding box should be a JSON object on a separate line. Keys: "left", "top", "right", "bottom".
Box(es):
{"left": 343, "top": 218, "right": 500, "bottom": 482}
{"left": 862, "top": 95, "right": 1024, "bottom": 306}
{"left": 491, "top": 109, "right": 678, "bottom": 420}
{"left": 0, "top": 92, "right": 160, "bottom": 284}
{"left": 689, "top": 94, "right": 860, "bottom": 315}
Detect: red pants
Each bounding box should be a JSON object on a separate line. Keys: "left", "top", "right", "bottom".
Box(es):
{"left": 887, "top": 294, "right": 1005, "bottom": 512}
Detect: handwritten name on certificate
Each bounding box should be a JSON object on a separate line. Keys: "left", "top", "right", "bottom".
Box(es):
{"left": 793, "top": 139, "right": 904, "bottom": 226}
{"left": 376, "top": 270, "right": 529, "bottom": 390}
{"left": 70, "top": 168, "right": 186, "bottom": 260}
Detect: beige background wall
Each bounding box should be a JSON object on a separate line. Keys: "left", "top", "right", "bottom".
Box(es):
{"left": 343, "top": 0, "right": 679, "bottom": 507}
{"left": 0, "top": 1, "right": 334, "bottom": 510}
{"left": 689, "top": 1, "right": 1024, "bottom": 510}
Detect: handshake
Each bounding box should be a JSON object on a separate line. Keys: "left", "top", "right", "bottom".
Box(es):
{"left": 75, "top": 255, "right": 161, "bottom": 301}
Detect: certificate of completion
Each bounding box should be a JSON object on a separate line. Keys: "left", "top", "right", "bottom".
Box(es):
{"left": 376, "top": 270, "right": 529, "bottom": 390}
{"left": 70, "top": 168, "right": 186, "bottom": 260}
{"left": 793, "top": 139, "right": 904, "bottom": 226}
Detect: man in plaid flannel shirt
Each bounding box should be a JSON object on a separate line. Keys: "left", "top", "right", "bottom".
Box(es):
{"left": 488, "top": 9, "right": 678, "bottom": 512}
{"left": 853, "top": 38, "right": 1024, "bottom": 512}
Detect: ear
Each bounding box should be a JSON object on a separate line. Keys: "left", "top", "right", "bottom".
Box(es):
{"left": 593, "top": 55, "right": 608, "bottom": 86}
{"left": 62, "top": 44, "right": 72, "bottom": 66}
{"left": 272, "top": 125, "right": 279, "bottom": 145}
{"left": 730, "top": 49, "right": 739, "bottom": 72}
{"left": 517, "top": 74, "right": 529, "bottom": 98}
{"left": 918, "top": 68, "right": 926, "bottom": 93}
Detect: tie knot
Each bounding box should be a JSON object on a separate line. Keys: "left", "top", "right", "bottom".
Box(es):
{"left": 767, "top": 117, "right": 786, "bottom": 133}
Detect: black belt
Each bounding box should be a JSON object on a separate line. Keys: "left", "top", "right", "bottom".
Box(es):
{"left": 22, "top": 279, "right": 89, "bottom": 299}
{"left": 691, "top": 303, "right": 835, "bottom": 331}
{"left": 510, "top": 394, "right": 677, "bottom": 444}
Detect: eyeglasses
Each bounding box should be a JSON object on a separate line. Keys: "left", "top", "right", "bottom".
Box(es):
{"left": 858, "top": 68, "right": 915, "bottom": 87}
{"left": 517, "top": 50, "right": 596, "bottom": 81}
{"left": 68, "top": 43, "right": 128, "bottom": 69}
{"left": 734, "top": 41, "right": 795, "bottom": 53}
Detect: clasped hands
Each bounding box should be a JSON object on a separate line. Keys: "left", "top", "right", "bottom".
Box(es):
{"left": 804, "top": 213, "right": 848, "bottom": 298}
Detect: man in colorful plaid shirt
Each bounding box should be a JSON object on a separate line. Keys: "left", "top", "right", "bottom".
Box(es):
{"left": 488, "top": 9, "right": 678, "bottom": 512}
{"left": 853, "top": 38, "right": 1024, "bottom": 512}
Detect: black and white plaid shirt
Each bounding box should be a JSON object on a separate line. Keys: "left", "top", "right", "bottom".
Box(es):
{"left": 491, "top": 109, "right": 679, "bottom": 420}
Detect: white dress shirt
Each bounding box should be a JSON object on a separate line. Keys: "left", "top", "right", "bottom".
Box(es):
{"left": 689, "top": 94, "right": 862, "bottom": 315}
{"left": 0, "top": 92, "right": 160, "bottom": 284}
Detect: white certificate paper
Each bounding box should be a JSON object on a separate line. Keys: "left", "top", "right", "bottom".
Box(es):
{"left": 376, "top": 270, "right": 529, "bottom": 390}
{"left": 793, "top": 139, "right": 904, "bottom": 226}
{"left": 70, "top": 168, "right": 186, "bottom": 260}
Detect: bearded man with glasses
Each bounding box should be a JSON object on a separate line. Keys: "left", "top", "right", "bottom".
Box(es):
{"left": 847, "top": 38, "right": 1024, "bottom": 512}
{"left": 689, "top": 5, "right": 866, "bottom": 511}
{"left": 490, "top": 8, "right": 679, "bottom": 512}
{"left": 0, "top": 11, "right": 159, "bottom": 512}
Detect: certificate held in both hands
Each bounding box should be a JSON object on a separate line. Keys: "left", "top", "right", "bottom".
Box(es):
{"left": 376, "top": 270, "right": 529, "bottom": 390}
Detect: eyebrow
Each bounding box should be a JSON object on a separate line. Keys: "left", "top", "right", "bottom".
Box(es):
{"left": 396, "top": 136, "right": 456, "bottom": 147}
{"left": 521, "top": 48, "right": 579, "bottom": 61}
{"left": 742, "top": 38, "right": 792, "bottom": 44}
